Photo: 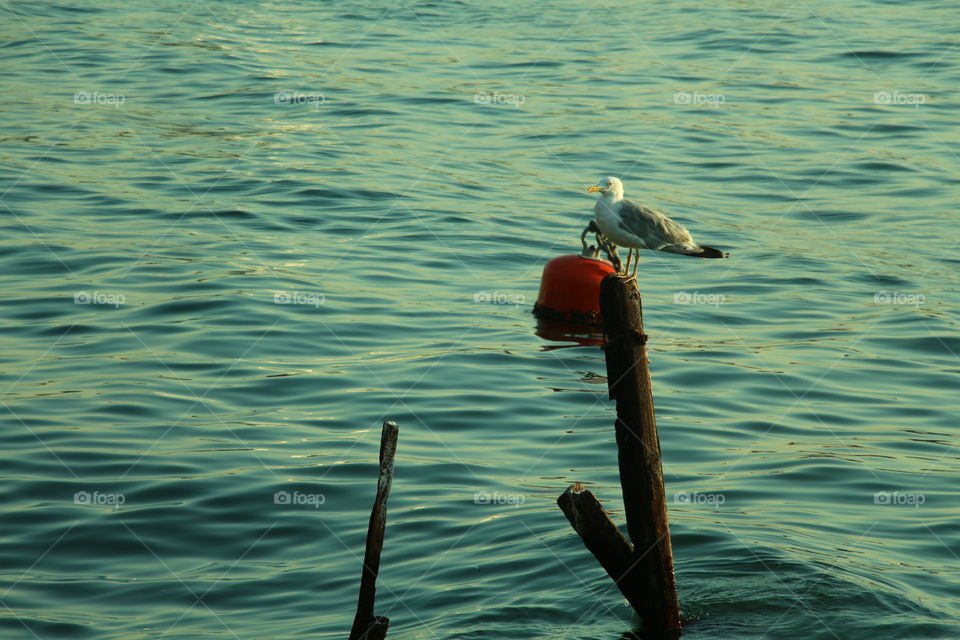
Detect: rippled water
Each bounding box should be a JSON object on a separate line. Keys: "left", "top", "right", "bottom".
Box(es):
{"left": 2, "top": 1, "right": 958, "bottom": 638}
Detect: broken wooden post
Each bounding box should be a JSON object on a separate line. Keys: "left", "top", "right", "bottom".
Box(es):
{"left": 599, "top": 274, "right": 680, "bottom": 637}
{"left": 557, "top": 275, "right": 681, "bottom": 637}
{"left": 349, "top": 420, "right": 398, "bottom": 640}
{"left": 557, "top": 483, "right": 641, "bottom": 611}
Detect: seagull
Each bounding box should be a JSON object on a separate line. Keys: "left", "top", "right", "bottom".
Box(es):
{"left": 587, "top": 176, "right": 728, "bottom": 281}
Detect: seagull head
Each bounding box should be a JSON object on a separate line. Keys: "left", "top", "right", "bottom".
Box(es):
{"left": 587, "top": 176, "right": 624, "bottom": 199}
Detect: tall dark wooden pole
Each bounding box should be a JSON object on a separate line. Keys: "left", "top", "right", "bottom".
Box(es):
{"left": 599, "top": 275, "right": 680, "bottom": 638}
{"left": 349, "top": 420, "right": 398, "bottom": 640}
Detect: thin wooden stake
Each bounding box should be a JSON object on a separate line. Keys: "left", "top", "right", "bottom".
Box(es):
{"left": 599, "top": 275, "right": 680, "bottom": 637}
{"left": 349, "top": 420, "right": 399, "bottom": 640}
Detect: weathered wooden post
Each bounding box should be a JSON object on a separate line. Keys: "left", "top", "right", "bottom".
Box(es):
{"left": 349, "top": 420, "right": 399, "bottom": 640}
{"left": 599, "top": 275, "right": 680, "bottom": 637}
{"left": 557, "top": 275, "right": 681, "bottom": 638}
{"left": 557, "top": 483, "right": 640, "bottom": 611}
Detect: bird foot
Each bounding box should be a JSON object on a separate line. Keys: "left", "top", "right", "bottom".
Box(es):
{"left": 617, "top": 272, "right": 637, "bottom": 285}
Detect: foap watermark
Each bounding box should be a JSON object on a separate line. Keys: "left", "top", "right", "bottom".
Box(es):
{"left": 473, "top": 291, "right": 525, "bottom": 307}
{"left": 874, "top": 291, "right": 924, "bottom": 307}
{"left": 74, "top": 291, "right": 125, "bottom": 307}
{"left": 874, "top": 491, "right": 925, "bottom": 508}
{"left": 873, "top": 91, "right": 927, "bottom": 108}
{"left": 274, "top": 490, "right": 326, "bottom": 508}
{"left": 74, "top": 490, "right": 125, "bottom": 507}
{"left": 674, "top": 91, "right": 725, "bottom": 108}
{"left": 473, "top": 491, "right": 526, "bottom": 508}
{"left": 274, "top": 291, "right": 325, "bottom": 307}
{"left": 274, "top": 90, "right": 326, "bottom": 109}
{"left": 674, "top": 291, "right": 724, "bottom": 307}
{"left": 73, "top": 90, "right": 125, "bottom": 108}
{"left": 674, "top": 491, "right": 725, "bottom": 507}
{"left": 473, "top": 90, "right": 525, "bottom": 108}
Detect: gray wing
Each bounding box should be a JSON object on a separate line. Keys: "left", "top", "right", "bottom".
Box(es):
{"left": 617, "top": 198, "right": 694, "bottom": 250}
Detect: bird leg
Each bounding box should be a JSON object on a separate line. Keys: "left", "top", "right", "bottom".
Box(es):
{"left": 618, "top": 248, "right": 637, "bottom": 283}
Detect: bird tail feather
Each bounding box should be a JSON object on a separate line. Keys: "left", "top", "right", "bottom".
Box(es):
{"left": 663, "top": 244, "right": 729, "bottom": 259}
{"left": 693, "top": 245, "right": 729, "bottom": 259}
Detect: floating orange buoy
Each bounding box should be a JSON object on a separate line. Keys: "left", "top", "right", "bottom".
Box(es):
{"left": 533, "top": 252, "right": 615, "bottom": 327}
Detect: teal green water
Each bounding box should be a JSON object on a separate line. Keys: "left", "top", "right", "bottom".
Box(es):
{"left": 2, "top": 1, "right": 958, "bottom": 638}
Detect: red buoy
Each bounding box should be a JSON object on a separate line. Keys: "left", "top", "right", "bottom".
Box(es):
{"left": 533, "top": 253, "right": 615, "bottom": 327}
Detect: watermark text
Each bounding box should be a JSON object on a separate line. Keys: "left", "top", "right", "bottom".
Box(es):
{"left": 274, "top": 490, "right": 326, "bottom": 508}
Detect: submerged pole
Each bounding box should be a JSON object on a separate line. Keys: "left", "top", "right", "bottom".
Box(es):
{"left": 349, "top": 420, "right": 399, "bottom": 640}
{"left": 599, "top": 275, "right": 680, "bottom": 637}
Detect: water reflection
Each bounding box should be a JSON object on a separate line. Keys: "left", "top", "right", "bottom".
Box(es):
{"left": 534, "top": 316, "right": 605, "bottom": 349}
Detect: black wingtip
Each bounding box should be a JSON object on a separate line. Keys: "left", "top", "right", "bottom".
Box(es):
{"left": 697, "top": 246, "right": 729, "bottom": 259}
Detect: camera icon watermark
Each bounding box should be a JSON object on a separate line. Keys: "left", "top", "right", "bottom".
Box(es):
{"left": 273, "top": 490, "right": 326, "bottom": 508}
{"left": 674, "top": 491, "right": 725, "bottom": 507}
{"left": 673, "top": 91, "right": 725, "bottom": 108}
{"left": 73, "top": 90, "right": 125, "bottom": 108}
{"left": 74, "top": 490, "right": 126, "bottom": 507}
{"left": 473, "top": 90, "right": 526, "bottom": 108}
{"left": 873, "top": 90, "right": 927, "bottom": 108}
{"left": 873, "top": 491, "right": 924, "bottom": 508}
{"left": 274, "top": 291, "right": 325, "bottom": 308}
{"left": 74, "top": 291, "right": 125, "bottom": 307}
{"left": 673, "top": 291, "right": 724, "bottom": 307}
{"left": 473, "top": 490, "right": 526, "bottom": 508}
{"left": 873, "top": 291, "right": 924, "bottom": 307}
{"left": 273, "top": 90, "right": 326, "bottom": 109}
{"left": 473, "top": 291, "right": 525, "bottom": 307}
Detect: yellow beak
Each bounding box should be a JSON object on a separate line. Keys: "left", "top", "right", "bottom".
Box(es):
{"left": 587, "top": 186, "right": 601, "bottom": 193}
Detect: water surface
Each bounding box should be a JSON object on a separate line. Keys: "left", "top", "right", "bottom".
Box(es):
{"left": 1, "top": 1, "right": 958, "bottom": 638}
